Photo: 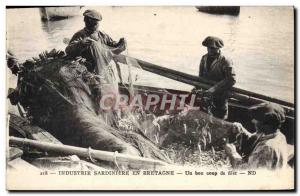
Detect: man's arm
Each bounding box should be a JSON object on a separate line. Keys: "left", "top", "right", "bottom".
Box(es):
{"left": 224, "top": 143, "right": 243, "bottom": 168}
{"left": 101, "top": 32, "right": 126, "bottom": 54}
{"left": 206, "top": 57, "right": 236, "bottom": 95}
{"left": 65, "top": 31, "right": 87, "bottom": 57}
{"left": 224, "top": 123, "right": 253, "bottom": 169}
{"left": 199, "top": 57, "right": 205, "bottom": 77}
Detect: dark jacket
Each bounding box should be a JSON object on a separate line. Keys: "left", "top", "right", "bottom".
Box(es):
{"left": 199, "top": 53, "right": 236, "bottom": 96}
{"left": 198, "top": 53, "right": 236, "bottom": 119}
{"left": 65, "top": 28, "right": 124, "bottom": 58}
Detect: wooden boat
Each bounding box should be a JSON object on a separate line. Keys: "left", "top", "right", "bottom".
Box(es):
{"left": 196, "top": 6, "right": 240, "bottom": 16}
{"left": 39, "top": 7, "right": 81, "bottom": 21}
{"left": 8, "top": 81, "right": 295, "bottom": 171}
{"left": 118, "top": 83, "right": 294, "bottom": 145}
{"left": 7, "top": 50, "right": 294, "bottom": 171}
{"left": 8, "top": 113, "right": 108, "bottom": 171}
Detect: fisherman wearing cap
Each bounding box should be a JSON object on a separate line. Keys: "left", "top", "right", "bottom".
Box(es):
{"left": 66, "top": 9, "right": 126, "bottom": 73}
{"left": 65, "top": 9, "right": 127, "bottom": 125}
{"left": 224, "top": 103, "right": 291, "bottom": 170}
{"left": 196, "top": 36, "right": 236, "bottom": 119}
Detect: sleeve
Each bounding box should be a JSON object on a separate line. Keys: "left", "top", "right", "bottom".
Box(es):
{"left": 65, "top": 31, "right": 86, "bottom": 57}
{"left": 208, "top": 57, "right": 236, "bottom": 95}
{"left": 199, "top": 57, "right": 205, "bottom": 77}
{"left": 248, "top": 145, "right": 275, "bottom": 169}
{"left": 101, "top": 32, "right": 119, "bottom": 47}
{"left": 101, "top": 32, "right": 126, "bottom": 55}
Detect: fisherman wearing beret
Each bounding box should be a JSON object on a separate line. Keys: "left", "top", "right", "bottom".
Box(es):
{"left": 66, "top": 9, "right": 126, "bottom": 73}
{"left": 224, "top": 103, "right": 292, "bottom": 170}
{"left": 197, "top": 36, "right": 236, "bottom": 119}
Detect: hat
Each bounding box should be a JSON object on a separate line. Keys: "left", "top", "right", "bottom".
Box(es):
{"left": 249, "top": 103, "right": 285, "bottom": 128}
{"left": 83, "top": 9, "right": 102, "bottom": 21}
{"left": 202, "top": 36, "right": 224, "bottom": 48}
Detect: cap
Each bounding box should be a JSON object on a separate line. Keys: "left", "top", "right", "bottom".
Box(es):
{"left": 249, "top": 103, "right": 285, "bottom": 128}
{"left": 202, "top": 36, "right": 224, "bottom": 48}
{"left": 83, "top": 9, "right": 102, "bottom": 21}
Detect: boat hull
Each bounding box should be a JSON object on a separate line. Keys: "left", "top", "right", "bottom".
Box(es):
{"left": 118, "top": 83, "right": 294, "bottom": 145}
{"left": 39, "top": 7, "right": 81, "bottom": 21}
{"left": 196, "top": 6, "right": 240, "bottom": 16}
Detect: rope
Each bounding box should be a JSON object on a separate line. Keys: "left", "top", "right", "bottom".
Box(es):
{"left": 22, "top": 137, "right": 27, "bottom": 147}
{"left": 113, "top": 151, "right": 121, "bottom": 170}
{"left": 87, "top": 147, "right": 97, "bottom": 163}
{"left": 21, "top": 138, "right": 30, "bottom": 153}
{"left": 124, "top": 42, "right": 135, "bottom": 99}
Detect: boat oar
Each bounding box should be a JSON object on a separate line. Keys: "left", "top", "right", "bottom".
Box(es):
{"left": 9, "top": 136, "right": 169, "bottom": 170}
{"left": 113, "top": 54, "right": 294, "bottom": 112}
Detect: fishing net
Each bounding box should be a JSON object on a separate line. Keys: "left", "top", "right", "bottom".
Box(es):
{"left": 8, "top": 49, "right": 173, "bottom": 164}
{"left": 87, "top": 40, "right": 121, "bottom": 126}
{"left": 9, "top": 44, "right": 242, "bottom": 168}
{"left": 94, "top": 40, "right": 238, "bottom": 158}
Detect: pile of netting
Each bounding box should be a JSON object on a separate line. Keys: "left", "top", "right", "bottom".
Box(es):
{"left": 8, "top": 49, "right": 238, "bottom": 168}
{"left": 8, "top": 49, "right": 171, "bottom": 164}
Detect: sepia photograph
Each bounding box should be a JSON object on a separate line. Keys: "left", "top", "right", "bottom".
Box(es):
{"left": 5, "top": 5, "right": 295, "bottom": 190}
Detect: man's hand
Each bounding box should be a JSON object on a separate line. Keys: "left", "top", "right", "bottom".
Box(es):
{"left": 118, "top": 38, "right": 127, "bottom": 50}
{"left": 224, "top": 143, "right": 238, "bottom": 155}
{"left": 202, "top": 90, "right": 213, "bottom": 99}
{"left": 81, "top": 38, "right": 95, "bottom": 46}
{"left": 118, "top": 38, "right": 126, "bottom": 45}
{"left": 191, "top": 87, "right": 200, "bottom": 94}
{"left": 204, "top": 86, "right": 216, "bottom": 96}
{"left": 232, "top": 122, "right": 245, "bottom": 134}
{"left": 224, "top": 143, "right": 243, "bottom": 168}
{"left": 191, "top": 88, "right": 213, "bottom": 98}
{"left": 232, "top": 122, "right": 252, "bottom": 137}
{"left": 191, "top": 88, "right": 211, "bottom": 96}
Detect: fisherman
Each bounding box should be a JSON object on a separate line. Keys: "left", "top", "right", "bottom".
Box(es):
{"left": 195, "top": 36, "right": 236, "bottom": 119}
{"left": 65, "top": 9, "right": 126, "bottom": 73}
{"left": 224, "top": 103, "right": 291, "bottom": 170}
{"left": 66, "top": 9, "right": 126, "bottom": 125}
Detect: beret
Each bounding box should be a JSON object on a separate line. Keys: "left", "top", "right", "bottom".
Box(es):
{"left": 202, "top": 36, "right": 224, "bottom": 48}
{"left": 83, "top": 9, "right": 102, "bottom": 21}
{"left": 249, "top": 103, "right": 285, "bottom": 128}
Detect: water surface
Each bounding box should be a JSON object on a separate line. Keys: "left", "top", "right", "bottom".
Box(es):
{"left": 6, "top": 6, "right": 294, "bottom": 110}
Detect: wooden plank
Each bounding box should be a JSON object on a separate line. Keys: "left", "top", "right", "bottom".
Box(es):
{"left": 8, "top": 113, "right": 61, "bottom": 144}
{"left": 8, "top": 113, "right": 107, "bottom": 170}
{"left": 10, "top": 137, "right": 169, "bottom": 170}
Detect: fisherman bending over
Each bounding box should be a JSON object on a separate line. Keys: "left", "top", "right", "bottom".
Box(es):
{"left": 195, "top": 36, "right": 236, "bottom": 119}
{"left": 224, "top": 103, "right": 291, "bottom": 170}
{"left": 66, "top": 9, "right": 126, "bottom": 73}
{"left": 66, "top": 9, "right": 126, "bottom": 124}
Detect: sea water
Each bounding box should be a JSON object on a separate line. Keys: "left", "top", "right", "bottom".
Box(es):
{"left": 6, "top": 6, "right": 294, "bottom": 115}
